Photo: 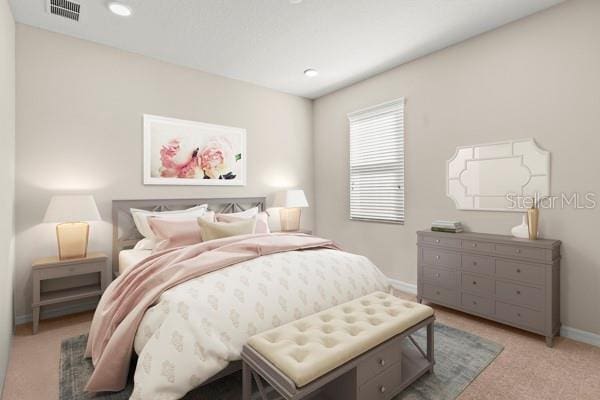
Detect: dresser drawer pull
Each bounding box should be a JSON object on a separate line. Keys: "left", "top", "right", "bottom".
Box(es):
{"left": 436, "top": 290, "right": 440, "bottom": 295}
{"left": 472, "top": 281, "right": 477, "bottom": 285}
{"left": 435, "top": 273, "right": 441, "bottom": 278}
{"left": 379, "top": 359, "right": 386, "bottom": 367}
{"left": 473, "top": 261, "right": 478, "bottom": 266}
{"left": 517, "top": 312, "right": 522, "bottom": 317}
{"left": 472, "top": 243, "right": 477, "bottom": 248}
{"left": 379, "top": 386, "right": 386, "bottom": 393}
{"left": 472, "top": 301, "right": 477, "bottom": 305}
{"left": 516, "top": 269, "right": 521, "bottom": 273}
{"left": 516, "top": 249, "right": 522, "bottom": 254}
{"left": 516, "top": 290, "right": 521, "bottom": 295}
{"left": 435, "top": 239, "right": 440, "bottom": 243}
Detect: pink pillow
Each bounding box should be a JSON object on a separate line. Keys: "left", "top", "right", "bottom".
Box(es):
{"left": 149, "top": 212, "right": 215, "bottom": 252}
{"left": 216, "top": 211, "right": 271, "bottom": 234}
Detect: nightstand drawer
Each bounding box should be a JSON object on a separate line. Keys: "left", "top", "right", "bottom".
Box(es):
{"left": 35, "top": 261, "right": 105, "bottom": 280}
{"left": 358, "top": 361, "right": 402, "bottom": 400}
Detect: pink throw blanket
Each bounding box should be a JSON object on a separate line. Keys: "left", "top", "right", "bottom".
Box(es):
{"left": 84, "top": 233, "right": 339, "bottom": 392}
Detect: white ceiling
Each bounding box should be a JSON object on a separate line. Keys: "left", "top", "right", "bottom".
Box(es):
{"left": 10, "top": 0, "right": 564, "bottom": 99}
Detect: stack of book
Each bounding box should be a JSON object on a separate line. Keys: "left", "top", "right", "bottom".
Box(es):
{"left": 431, "top": 220, "right": 463, "bottom": 233}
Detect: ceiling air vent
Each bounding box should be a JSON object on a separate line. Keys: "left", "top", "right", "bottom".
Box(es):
{"left": 47, "top": 0, "right": 81, "bottom": 21}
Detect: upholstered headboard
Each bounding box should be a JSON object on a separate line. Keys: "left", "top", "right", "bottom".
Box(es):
{"left": 111, "top": 197, "right": 266, "bottom": 276}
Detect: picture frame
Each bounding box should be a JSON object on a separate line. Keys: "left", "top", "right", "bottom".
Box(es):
{"left": 143, "top": 114, "right": 247, "bottom": 186}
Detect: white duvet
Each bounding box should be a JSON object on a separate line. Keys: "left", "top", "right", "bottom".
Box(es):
{"left": 130, "top": 248, "right": 389, "bottom": 400}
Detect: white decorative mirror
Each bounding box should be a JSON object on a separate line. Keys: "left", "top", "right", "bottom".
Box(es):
{"left": 447, "top": 139, "right": 550, "bottom": 212}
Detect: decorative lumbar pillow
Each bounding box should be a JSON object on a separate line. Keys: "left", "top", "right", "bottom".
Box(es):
{"left": 197, "top": 218, "right": 256, "bottom": 241}
{"left": 216, "top": 211, "right": 271, "bottom": 234}
{"left": 149, "top": 212, "right": 215, "bottom": 252}
{"left": 130, "top": 205, "right": 209, "bottom": 247}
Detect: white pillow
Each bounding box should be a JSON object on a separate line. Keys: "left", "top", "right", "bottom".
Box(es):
{"left": 226, "top": 207, "right": 259, "bottom": 218}
{"left": 130, "top": 204, "right": 209, "bottom": 241}
{"left": 133, "top": 238, "right": 156, "bottom": 251}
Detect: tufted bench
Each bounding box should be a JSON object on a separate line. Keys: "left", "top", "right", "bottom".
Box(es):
{"left": 241, "top": 291, "right": 435, "bottom": 400}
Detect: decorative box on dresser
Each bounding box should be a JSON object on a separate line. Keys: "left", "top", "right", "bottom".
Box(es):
{"left": 417, "top": 230, "right": 561, "bottom": 347}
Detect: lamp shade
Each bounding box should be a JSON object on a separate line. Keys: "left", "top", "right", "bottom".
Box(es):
{"left": 274, "top": 190, "right": 309, "bottom": 208}
{"left": 43, "top": 195, "right": 101, "bottom": 223}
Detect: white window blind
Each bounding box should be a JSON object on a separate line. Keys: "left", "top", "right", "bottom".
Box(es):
{"left": 348, "top": 98, "right": 404, "bottom": 223}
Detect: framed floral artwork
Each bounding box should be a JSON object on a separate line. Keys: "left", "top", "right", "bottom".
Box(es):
{"left": 143, "top": 114, "right": 246, "bottom": 186}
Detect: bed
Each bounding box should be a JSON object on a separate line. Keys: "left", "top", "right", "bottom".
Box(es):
{"left": 100, "top": 197, "right": 390, "bottom": 400}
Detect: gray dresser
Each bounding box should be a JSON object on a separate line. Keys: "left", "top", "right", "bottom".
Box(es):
{"left": 417, "top": 230, "right": 561, "bottom": 346}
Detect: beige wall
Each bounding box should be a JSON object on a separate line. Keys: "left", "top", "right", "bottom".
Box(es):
{"left": 313, "top": 0, "right": 600, "bottom": 335}
{"left": 0, "top": 0, "right": 15, "bottom": 392}
{"left": 14, "top": 25, "right": 314, "bottom": 319}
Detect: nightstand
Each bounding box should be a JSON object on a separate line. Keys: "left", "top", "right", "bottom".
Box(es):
{"left": 31, "top": 252, "right": 109, "bottom": 334}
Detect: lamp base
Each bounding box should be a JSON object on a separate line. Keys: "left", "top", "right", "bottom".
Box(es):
{"left": 56, "top": 222, "right": 90, "bottom": 260}
{"left": 280, "top": 208, "right": 302, "bottom": 232}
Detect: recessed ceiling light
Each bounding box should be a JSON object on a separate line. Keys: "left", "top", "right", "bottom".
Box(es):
{"left": 304, "top": 68, "right": 318, "bottom": 77}
{"left": 108, "top": 2, "right": 132, "bottom": 17}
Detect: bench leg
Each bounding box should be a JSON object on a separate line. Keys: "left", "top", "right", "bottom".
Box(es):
{"left": 427, "top": 321, "right": 435, "bottom": 372}
{"left": 242, "top": 361, "right": 252, "bottom": 400}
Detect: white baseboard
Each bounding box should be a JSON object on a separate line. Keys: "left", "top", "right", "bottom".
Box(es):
{"left": 560, "top": 325, "right": 600, "bottom": 348}
{"left": 15, "top": 300, "right": 98, "bottom": 326}
{"left": 387, "top": 277, "right": 600, "bottom": 348}
{"left": 388, "top": 277, "right": 417, "bottom": 295}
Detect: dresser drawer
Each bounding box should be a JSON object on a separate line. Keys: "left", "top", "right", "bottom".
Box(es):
{"left": 421, "top": 235, "right": 461, "bottom": 249}
{"left": 462, "top": 240, "right": 494, "bottom": 253}
{"left": 461, "top": 254, "right": 494, "bottom": 275}
{"left": 423, "top": 284, "right": 458, "bottom": 306}
{"left": 358, "top": 361, "right": 402, "bottom": 400}
{"left": 357, "top": 337, "right": 402, "bottom": 385}
{"left": 422, "top": 249, "right": 461, "bottom": 269}
{"left": 495, "top": 260, "right": 545, "bottom": 286}
{"left": 461, "top": 273, "right": 493, "bottom": 297}
{"left": 494, "top": 244, "right": 546, "bottom": 261}
{"left": 461, "top": 292, "right": 493, "bottom": 315}
{"left": 423, "top": 266, "right": 458, "bottom": 289}
{"left": 496, "top": 301, "right": 544, "bottom": 331}
{"left": 495, "top": 281, "right": 544, "bottom": 311}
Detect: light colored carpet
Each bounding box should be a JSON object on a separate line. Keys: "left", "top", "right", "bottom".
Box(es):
{"left": 58, "top": 324, "right": 502, "bottom": 400}
{"left": 4, "top": 291, "right": 600, "bottom": 399}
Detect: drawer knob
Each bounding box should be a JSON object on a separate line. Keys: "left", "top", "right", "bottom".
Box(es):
{"left": 435, "top": 273, "right": 441, "bottom": 278}
{"left": 435, "top": 239, "right": 440, "bottom": 243}
{"left": 516, "top": 249, "right": 522, "bottom": 254}
{"left": 379, "top": 359, "right": 386, "bottom": 367}
{"left": 379, "top": 386, "right": 386, "bottom": 393}
{"left": 472, "top": 281, "right": 477, "bottom": 285}
{"left": 517, "top": 313, "right": 522, "bottom": 317}
{"left": 472, "top": 243, "right": 477, "bottom": 248}
{"left": 436, "top": 291, "right": 440, "bottom": 295}
{"left": 473, "top": 262, "right": 478, "bottom": 266}
{"left": 516, "top": 269, "right": 521, "bottom": 273}
{"left": 516, "top": 290, "right": 521, "bottom": 295}
{"left": 435, "top": 255, "right": 440, "bottom": 260}
{"left": 473, "top": 301, "right": 477, "bottom": 305}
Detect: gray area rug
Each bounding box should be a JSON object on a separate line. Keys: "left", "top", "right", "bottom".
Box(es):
{"left": 60, "top": 323, "right": 502, "bottom": 400}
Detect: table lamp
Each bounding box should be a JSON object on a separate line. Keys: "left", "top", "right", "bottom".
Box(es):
{"left": 43, "top": 195, "right": 101, "bottom": 260}
{"left": 274, "top": 189, "right": 309, "bottom": 232}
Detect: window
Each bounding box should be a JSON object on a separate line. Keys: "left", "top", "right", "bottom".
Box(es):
{"left": 348, "top": 98, "right": 405, "bottom": 223}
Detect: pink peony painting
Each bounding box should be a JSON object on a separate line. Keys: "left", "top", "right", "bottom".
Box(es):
{"left": 143, "top": 114, "right": 246, "bottom": 185}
